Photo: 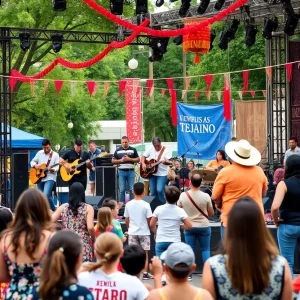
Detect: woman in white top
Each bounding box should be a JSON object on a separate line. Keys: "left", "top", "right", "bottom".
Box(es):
{"left": 78, "top": 232, "right": 150, "bottom": 300}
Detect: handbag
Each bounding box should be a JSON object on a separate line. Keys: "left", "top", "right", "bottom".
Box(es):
{"left": 185, "top": 191, "right": 209, "bottom": 219}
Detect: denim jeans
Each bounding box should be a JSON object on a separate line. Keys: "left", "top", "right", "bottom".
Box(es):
{"left": 278, "top": 223, "right": 300, "bottom": 276}
{"left": 220, "top": 223, "right": 226, "bottom": 242}
{"left": 119, "top": 170, "right": 135, "bottom": 203}
{"left": 155, "top": 242, "right": 173, "bottom": 259}
{"left": 184, "top": 227, "right": 211, "bottom": 263}
{"left": 37, "top": 180, "right": 56, "bottom": 211}
{"left": 149, "top": 175, "right": 167, "bottom": 204}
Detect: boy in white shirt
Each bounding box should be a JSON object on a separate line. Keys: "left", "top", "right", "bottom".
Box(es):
{"left": 124, "top": 182, "right": 153, "bottom": 280}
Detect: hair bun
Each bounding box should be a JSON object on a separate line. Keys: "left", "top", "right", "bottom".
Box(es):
{"left": 104, "top": 252, "right": 112, "bottom": 260}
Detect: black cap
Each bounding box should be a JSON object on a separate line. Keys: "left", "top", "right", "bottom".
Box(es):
{"left": 75, "top": 138, "right": 83, "bottom": 146}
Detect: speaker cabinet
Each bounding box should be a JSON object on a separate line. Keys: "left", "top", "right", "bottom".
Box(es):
{"left": 86, "top": 195, "right": 105, "bottom": 219}
{"left": 142, "top": 196, "right": 163, "bottom": 212}
{"left": 12, "top": 153, "right": 29, "bottom": 208}
{"left": 95, "top": 167, "right": 117, "bottom": 200}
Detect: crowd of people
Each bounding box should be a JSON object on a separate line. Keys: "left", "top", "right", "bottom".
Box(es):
{"left": 1, "top": 136, "right": 300, "bottom": 299}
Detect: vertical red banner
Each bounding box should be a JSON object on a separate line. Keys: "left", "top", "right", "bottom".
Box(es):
{"left": 125, "top": 79, "right": 142, "bottom": 143}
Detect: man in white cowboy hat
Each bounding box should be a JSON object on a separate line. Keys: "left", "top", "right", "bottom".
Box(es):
{"left": 212, "top": 139, "right": 268, "bottom": 240}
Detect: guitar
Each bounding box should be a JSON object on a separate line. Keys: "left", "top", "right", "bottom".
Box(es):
{"left": 60, "top": 152, "right": 108, "bottom": 182}
{"left": 29, "top": 162, "right": 61, "bottom": 184}
{"left": 140, "top": 157, "right": 177, "bottom": 179}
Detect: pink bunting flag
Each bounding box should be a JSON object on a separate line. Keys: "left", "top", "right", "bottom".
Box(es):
{"left": 166, "top": 78, "right": 174, "bottom": 93}
{"left": 223, "top": 73, "right": 231, "bottom": 121}
{"left": 203, "top": 74, "right": 213, "bottom": 96}
{"left": 242, "top": 70, "right": 249, "bottom": 95}
{"left": 86, "top": 81, "right": 97, "bottom": 97}
{"left": 118, "top": 80, "right": 127, "bottom": 96}
{"left": 146, "top": 79, "right": 154, "bottom": 97}
{"left": 250, "top": 91, "right": 255, "bottom": 98}
{"left": 185, "top": 77, "right": 191, "bottom": 92}
{"left": 266, "top": 67, "right": 272, "bottom": 86}
{"left": 9, "top": 76, "right": 18, "bottom": 92}
{"left": 262, "top": 90, "right": 266, "bottom": 98}
{"left": 43, "top": 80, "right": 49, "bottom": 95}
{"left": 54, "top": 80, "right": 64, "bottom": 95}
{"left": 171, "top": 89, "right": 177, "bottom": 126}
{"left": 195, "top": 91, "right": 200, "bottom": 101}
{"left": 161, "top": 88, "right": 166, "bottom": 96}
{"left": 104, "top": 81, "right": 110, "bottom": 98}
{"left": 30, "top": 80, "right": 35, "bottom": 96}
{"left": 285, "top": 63, "right": 292, "bottom": 82}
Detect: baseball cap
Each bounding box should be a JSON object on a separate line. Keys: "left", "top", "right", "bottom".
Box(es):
{"left": 160, "top": 242, "right": 195, "bottom": 271}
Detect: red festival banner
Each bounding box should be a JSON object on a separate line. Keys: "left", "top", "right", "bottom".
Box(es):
{"left": 125, "top": 79, "right": 142, "bottom": 143}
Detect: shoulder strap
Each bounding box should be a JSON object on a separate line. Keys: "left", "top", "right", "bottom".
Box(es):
{"left": 193, "top": 290, "right": 202, "bottom": 300}
{"left": 158, "top": 289, "right": 168, "bottom": 300}
{"left": 185, "top": 192, "right": 209, "bottom": 219}
{"left": 157, "top": 146, "right": 166, "bottom": 162}
{"left": 46, "top": 151, "right": 53, "bottom": 167}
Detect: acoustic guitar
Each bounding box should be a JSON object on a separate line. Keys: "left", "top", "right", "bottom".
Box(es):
{"left": 29, "top": 162, "right": 61, "bottom": 184}
{"left": 60, "top": 152, "right": 108, "bottom": 182}
{"left": 140, "top": 157, "right": 177, "bottom": 179}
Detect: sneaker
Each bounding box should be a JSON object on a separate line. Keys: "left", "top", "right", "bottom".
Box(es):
{"left": 142, "top": 272, "right": 154, "bottom": 280}
{"left": 188, "top": 274, "right": 193, "bottom": 281}
{"left": 161, "top": 274, "right": 167, "bottom": 286}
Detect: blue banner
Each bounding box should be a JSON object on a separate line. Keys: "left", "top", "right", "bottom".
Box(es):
{"left": 177, "top": 103, "right": 231, "bottom": 160}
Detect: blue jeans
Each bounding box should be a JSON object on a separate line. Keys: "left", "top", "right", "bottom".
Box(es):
{"left": 149, "top": 175, "right": 167, "bottom": 204}
{"left": 278, "top": 223, "right": 300, "bottom": 276}
{"left": 119, "top": 170, "right": 135, "bottom": 203}
{"left": 155, "top": 242, "right": 173, "bottom": 259}
{"left": 220, "top": 223, "right": 226, "bottom": 242}
{"left": 37, "top": 180, "right": 56, "bottom": 211}
{"left": 184, "top": 227, "right": 211, "bottom": 263}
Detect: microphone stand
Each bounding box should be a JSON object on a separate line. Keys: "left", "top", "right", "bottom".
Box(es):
{"left": 179, "top": 140, "right": 199, "bottom": 192}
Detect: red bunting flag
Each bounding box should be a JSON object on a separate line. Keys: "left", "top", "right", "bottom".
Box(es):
{"left": 9, "top": 76, "right": 18, "bottom": 92}
{"left": 54, "top": 80, "right": 64, "bottom": 95}
{"left": 171, "top": 89, "right": 177, "bottom": 126}
{"left": 242, "top": 70, "right": 249, "bottom": 95}
{"left": 266, "top": 66, "right": 272, "bottom": 86}
{"left": 203, "top": 74, "right": 213, "bottom": 96}
{"left": 166, "top": 78, "right": 174, "bottom": 93}
{"left": 43, "top": 80, "right": 49, "bottom": 95}
{"left": 146, "top": 79, "right": 154, "bottom": 96}
{"left": 185, "top": 77, "right": 191, "bottom": 92}
{"left": 161, "top": 88, "right": 166, "bottom": 96}
{"left": 118, "top": 80, "right": 127, "bottom": 96}
{"left": 285, "top": 63, "right": 292, "bottom": 82}
{"left": 195, "top": 91, "right": 200, "bottom": 101}
{"left": 86, "top": 81, "right": 97, "bottom": 97}
{"left": 262, "top": 90, "right": 266, "bottom": 98}
{"left": 250, "top": 91, "right": 255, "bottom": 98}
{"left": 223, "top": 73, "right": 231, "bottom": 121}
{"left": 103, "top": 82, "right": 110, "bottom": 98}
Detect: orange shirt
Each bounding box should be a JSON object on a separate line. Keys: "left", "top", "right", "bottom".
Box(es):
{"left": 212, "top": 163, "right": 268, "bottom": 227}
{"left": 207, "top": 160, "right": 230, "bottom": 168}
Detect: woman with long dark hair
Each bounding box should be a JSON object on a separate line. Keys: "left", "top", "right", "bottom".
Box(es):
{"left": 205, "top": 150, "right": 230, "bottom": 172}
{"left": 271, "top": 154, "right": 300, "bottom": 276}
{"left": 203, "top": 196, "right": 292, "bottom": 299}
{"left": 0, "top": 189, "right": 56, "bottom": 299}
{"left": 30, "top": 230, "right": 93, "bottom": 300}
{"left": 52, "top": 182, "right": 95, "bottom": 262}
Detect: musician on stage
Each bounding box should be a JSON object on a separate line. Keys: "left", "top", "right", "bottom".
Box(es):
{"left": 205, "top": 149, "right": 230, "bottom": 172}
{"left": 30, "top": 139, "right": 59, "bottom": 211}
{"left": 112, "top": 136, "right": 140, "bottom": 204}
{"left": 60, "top": 139, "right": 92, "bottom": 190}
{"left": 167, "top": 160, "right": 181, "bottom": 188}
{"left": 141, "top": 137, "right": 172, "bottom": 204}
{"left": 88, "top": 140, "right": 101, "bottom": 196}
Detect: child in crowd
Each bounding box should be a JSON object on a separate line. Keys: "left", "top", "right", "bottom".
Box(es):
{"left": 94, "top": 207, "right": 126, "bottom": 242}
{"left": 78, "top": 232, "right": 150, "bottom": 300}
{"left": 124, "top": 182, "right": 153, "bottom": 280}
{"left": 30, "top": 230, "right": 93, "bottom": 300}
{"left": 120, "top": 244, "right": 163, "bottom": 291}
{"left": 149, "top": 242, "right": 213, "bottom": 300}
{"left": 101, "top": 199, "right": 126, "bottom": 241}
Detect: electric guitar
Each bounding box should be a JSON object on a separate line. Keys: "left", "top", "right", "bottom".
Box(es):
{"left": 29, "top": 162, "right": 61, "bottom": 184}
{"left": 140, "top": 157, "right": 177, "bottom": 179}
{"left": 60, "top": 152, "right": 108, "bottom": 182}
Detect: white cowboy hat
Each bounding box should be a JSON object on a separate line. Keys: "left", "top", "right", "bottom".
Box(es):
{"left": 225, "top": 139, "right": 261, "bottom": 166}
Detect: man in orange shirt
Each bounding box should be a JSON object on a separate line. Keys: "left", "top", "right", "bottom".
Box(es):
{"left": 212, "top": 139, "right": 268, "bottom": 240}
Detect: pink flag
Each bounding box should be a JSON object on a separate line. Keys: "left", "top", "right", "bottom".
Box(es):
{"left": 146, "top": 79, "right": 154, "bottom": 97}
{"left": 161, "top": 88, "right": 166, "bottom": 96}
{"left": 166, "top": 78, "right": 174, "bottom": 93}
{"left": 203, "top": 74, "right": 214, "bottom": 96}
{"left": 195, "top": 91, "right": 200, "bottom": 101}
{"left": 285, "top": 63, "right": 292, "bottom": 82}
{"left": 250, "top": 91, "right": 255, "bottom": 98}
{"left": 86, "top": 81, "right": 97, "bottom": 97}
{"left": 54, "top": 80, "right": 64, "bottom": 95}
{"left": 242, "top": 70, "right": 249, "bottom": 95}
{"left": 118, "top": 80, "right": 127, "bottom": 96}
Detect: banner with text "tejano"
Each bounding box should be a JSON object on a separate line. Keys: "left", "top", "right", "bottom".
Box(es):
{"left": 177, "top": 103, "right": 231, "bottom": 160}
{"left": 125, "top": 79, "right": 142, "bottom": 143}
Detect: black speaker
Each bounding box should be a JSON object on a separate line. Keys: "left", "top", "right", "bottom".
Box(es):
{"left": 96, "top": 167, "right": 117, "bottom": 199}
{"left": 12, "top": 153, "right": 29, "bottom": 208}
{"left": 142, "top": 196, "right": 163, "bottom": 212}
{"left": 86, "top": 195, "right": 105, "bottom": 219}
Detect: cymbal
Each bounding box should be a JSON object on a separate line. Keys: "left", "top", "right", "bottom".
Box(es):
{"left": 191, "top": 168, "right": 218, "bottom": 182}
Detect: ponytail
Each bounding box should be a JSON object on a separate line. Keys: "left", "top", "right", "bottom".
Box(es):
{"left": 39, "top": 249, "right": 70, "bottom": 300}
{"left": 86, "top": 252, "right": 119, "bottom": 272}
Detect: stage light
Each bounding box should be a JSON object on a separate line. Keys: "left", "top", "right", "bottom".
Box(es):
{"left": 280, "top": 0, "right": 295, "bottom": 15}
{"left": 136, "top": 0, "right": 148, "bottom": 15}
{"left": 197, "top": 0, "right": 210, "bottom": 14}
{"left": 52, "top": 0, "right": 66, "bottom": 11}
{"left": 284, "top": 14, "right": 299, "bottom": 36}
{"left": 214, "top": 0, "right": 225, "bottom": 10}
{"left": 155, "top": 0, "right": 164, "bottom": 7}
{"left": 110, "top": 0, "right": 123, "bottom": 15}
{"left": 245, "top": 24, "right": 258, "bottom": 47}
{"left": 262, "top": 18, "right": 278, "bottom": 40}
{"left": 148, "top": 37, "right": 169, "bottom": 62}
{"left": 51, "top": 34, "right": 63, "bottom": 53}
{"left": 209, "top": 30, "right": 216, "bottom": 51}
{"left": 179, "top": 0, "right": 191, "bottom": 17}
{"left": 19, "top": 33, "right": 31, "bottom": 52}
{"left": 230, "top": 19, "right": 240, "bottom": 35}
{"left": 173, "top": 35, "right": 183, "bottom": 45}
{"left": 218, "top": 30, "right": 230, "bottom": 50}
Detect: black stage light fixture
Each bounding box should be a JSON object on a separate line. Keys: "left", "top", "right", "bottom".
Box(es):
{"left": 173, "top": 35, "right": 183, "bottom": 45}
{"left": 51, "top": 34, "right": 63, "bottom": 53}
{"left": 156, "top": 0, "right": 164, "bottom": 7}
{"left": 230, "top": 19, "right": 240, "bottom": 35}
{"left": 245, "top": 24, "right": 258, "bottom": 47}
{"left": 19, "top": 33, "right": 31, "bottom": 51}
{"left": 280, "top": 0, "right": 295, "bottom": 15}
{"left": 149, "top": 37, "right": 170, "bottom": 62}
{"left": 136, "top": 0, "right": 148, "bottom": 15}
{"left": 52, "top": 0, "right": 66, "bottom": 11}
{"left": 262, "top": 18, "right": 278, "bottom": 39}
{"left": 218, "top": 30, "right": 230, "bottom": 50}
{"left": 209, "top": 29, "right": 216, "bottom": 51}
{"left": 110, "top": 0, "right": 124, "bottom": 15}
{"left": 197, "top": 0, "right": 210, "bottom": 14}
{"left": 284, "top": 14, "right": 299, "bottom": 36}
{"left": 214, "top": 0, "right": 225, "bottom": 10}
{"left": 179, "top": 0, "right": 191, "bottom": 17}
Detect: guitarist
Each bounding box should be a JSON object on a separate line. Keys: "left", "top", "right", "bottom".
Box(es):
{"left": 30, "top": 139, "right": 59, "bottom": 211}
{"left": 60, "top": 139, "right": 92, "bottom": 190}
{"left": 141, "top": 137, "right": 172, "bottom": 204}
